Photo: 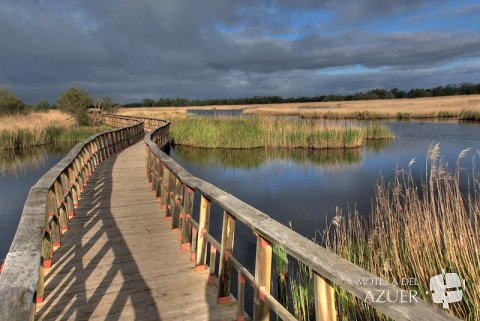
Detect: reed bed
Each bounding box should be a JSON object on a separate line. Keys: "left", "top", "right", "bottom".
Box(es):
{"left": 0, "top": 111, "right": 110, "bottom": 150}
{"left": 271, "top": 146, "right": 480, "bottom": 320}
{"left": 242, "top": 95, "right": 480, "bottom": 121}
{"left": 170, "top": 117, "right": 393, "bottom": 150}
{"left": 323, "top": 145, "right": 480, "bottom": 320}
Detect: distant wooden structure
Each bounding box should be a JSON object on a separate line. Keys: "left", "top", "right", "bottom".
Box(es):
{"left": 0, "top": 113, "right": 459, "bottom": 321}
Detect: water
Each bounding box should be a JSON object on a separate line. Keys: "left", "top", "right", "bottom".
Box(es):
{"left": 187, "top": 108, "right": 244, "bottom": 116}
{"left": 170, "top": 120, "right": 480, "bottom": 238}
{"left": 0, "top": 119, "right": 478, "bottom": 316}
{"left": 0, "top": 146, "right": 72, "bottom": 260}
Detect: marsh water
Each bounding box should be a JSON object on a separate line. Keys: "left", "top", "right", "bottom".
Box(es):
{"left": 1, "top": 119, "right": 479, "bottom": 267}
{"left": 0, "top": 146, "right": 74, "bottom": 259}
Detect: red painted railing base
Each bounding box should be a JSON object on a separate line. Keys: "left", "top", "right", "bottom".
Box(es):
{"left": 217, "top": 296, "right": 232, "bottom": 305}
{"left": 42, "top": 259, "right": 52, "bottom": 269}
{"left": 36, "top": 296, "right": 44, "bottom": 304}
{"left": 0, "top": 260, "right": 5, "bottom": 273}
{"left": 236, "top": 316, "right": 245, "bottom": 321}
{"left": 194, "top": 265, "right": 206, "bottom": 272}
{"left": 207, "top": 275, "right": 216, "bottom": 286}
{"left": 180, "top": 243, "right": 191, "bottom": 252}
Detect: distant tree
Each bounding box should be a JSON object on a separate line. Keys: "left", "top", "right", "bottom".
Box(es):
{"left": 142, "top": 98, "right": 156, "bottom": 107}
{"left": 95, "top": 96, "right": 120, "bottom": 114}
{"left": 0, "top": 88, "right": 25, "bottom": 116}
{"left": 57, "top": 88, "right": 93, "bottom": 125}
{"left": 35, "top": 99, "right": 50, "bottom": 112}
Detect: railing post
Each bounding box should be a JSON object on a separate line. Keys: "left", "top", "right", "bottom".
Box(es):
{"left": 253, "top": 233, "right": 272, "bottom": 321}
{"left": 218, "top": 210, "right": 235, "bottom": 303}
{"left": 171, "top": 178, "right": 182, "bottom": 231}
{"left": 155, "top": 158, "right": 162, "bottom": 198}
{"left": 195, "top": 195, "right": 211, "bottom": 271}
{"left": 208, "top": 245, "right": 217, "bottom": 286}
{"left": 314, "top": 273, "right": 337, "bottom": 321}
{"left": 181, "top": 187, "right": 194, "bottom": 251}
{"left": 166, "top": 171, "right": 176, "bottom": 221}
{"left": 237, "top": 272, "right": 246, "bottom": 321}
{"left": 36, "top": 264, "right": 45, "bottom": 304}
{"left": 160, "top": 166, "right": 170, "bottom": 211}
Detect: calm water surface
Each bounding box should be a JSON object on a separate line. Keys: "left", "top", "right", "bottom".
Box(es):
{"left": 0, "top": 146, "right": 71, "bottom": 259}
{"left": 187, "top": 108, "right": 244, "bottom": 116}
{"left": 1, "top": 120, "right": 479, "bottom": 270}
{"left": 168, "top": 120, "right": 480, "bottom": 281}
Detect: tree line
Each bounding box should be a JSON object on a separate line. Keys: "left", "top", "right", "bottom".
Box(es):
{"left": 124, "top": 82, "right": 480, "bottom": 108}
{"left": 1, "top": 82, "right": 480, "bottom": 121}
{"left": 0, "top": 88, "right": 119, "bottom": 125}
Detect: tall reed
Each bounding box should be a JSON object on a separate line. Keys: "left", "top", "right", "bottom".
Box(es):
{"left": 170, "top": 117, "right": 393, "bottom": 150}
{"left": 0, "top": 111, "right": 110, "bottom": 150}
{"left": 273, "top": 245, "right": 290, "bottom": 320}
{"left": 324, "top": 145, "right": 480, "bottom": 320}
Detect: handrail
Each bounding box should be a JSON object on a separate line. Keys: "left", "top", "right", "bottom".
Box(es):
{"left": 0, "top": 110, "right": 458, "bottom": 321}
{"left": 138, "top": 114, "right": 459, "bottom": 321}
{"left": 0, "top": 117, "right": 144, "bottom": 320}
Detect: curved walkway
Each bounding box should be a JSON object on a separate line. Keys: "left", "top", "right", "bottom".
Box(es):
{"left": 35, "top": 142, "right": 237, "bottom": 321}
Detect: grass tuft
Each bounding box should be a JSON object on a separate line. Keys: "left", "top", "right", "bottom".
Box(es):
{"left": 170, "top": 117, "right": 393, "bottom": 150}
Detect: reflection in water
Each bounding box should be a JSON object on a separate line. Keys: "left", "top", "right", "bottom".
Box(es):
{"left": 187, "top": 108, "right": 244, "bottom": 116}
{"left": 172, "top": 145, "right": 373, "bottom": 171}
{"left": 0, "top": 145, "right": 72, "bottom": 177}
{"left": 0, "top": 145, "right": 72, "bottom": 259}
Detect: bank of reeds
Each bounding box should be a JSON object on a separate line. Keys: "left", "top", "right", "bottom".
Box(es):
{"left": 170, "top": 117, "right": 393, "bottom": 150}
{"left": 0, "top": 111, "right": 110, "bottom": 150}
{"left": 323, "top": 145, "right": 480, "bottom": 320}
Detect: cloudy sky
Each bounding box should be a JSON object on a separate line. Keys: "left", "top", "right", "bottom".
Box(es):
{"left": 1, "top": 0, "right": 480, "bottom": 103}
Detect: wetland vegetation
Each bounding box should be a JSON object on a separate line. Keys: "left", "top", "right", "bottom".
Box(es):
{"left": 169, "top": 117, "right": 393, "bottom": 149}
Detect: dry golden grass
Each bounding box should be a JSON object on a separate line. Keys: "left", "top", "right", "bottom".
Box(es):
{"left": 244, "top": 95, "right": 480, "bottom": 119}
{"left": 0, "top": 110, "right": 75, "bottom": 131}
{"left": 0, "top": 110, "right": 108, "bottom": 150}
{"left": 324, "top": 145, "right": 480, "bottom": 320}
{"left": 119, "top": 95, "right": 480, "bottom": 120}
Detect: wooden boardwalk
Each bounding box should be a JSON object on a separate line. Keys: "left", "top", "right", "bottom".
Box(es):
{"left": 35, "top": 142, "right": 237, "bottom": 321}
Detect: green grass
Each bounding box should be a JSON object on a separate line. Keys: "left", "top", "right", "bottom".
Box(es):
{"left": 0, "top": 125, "right": 111, "bottom": 150}
{"left": 170, "top": 117, "right": 393, "bottom": 150}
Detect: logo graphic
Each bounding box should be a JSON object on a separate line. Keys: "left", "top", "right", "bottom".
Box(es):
{"left": 429, "top": 271, "right": 464, "bottom": 309}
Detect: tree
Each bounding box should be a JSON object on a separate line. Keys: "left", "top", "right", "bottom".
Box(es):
{"left": 57, "top": 88, "right": 93, "bottom": 125}
{"left": 94, "top": 96, "right": 120, "bottom": 114}
{"left": 0, "top": 88, "right": 25, "bottom": 115}
{"left": 35, "top": 99, "right": 50, "bottom": 112}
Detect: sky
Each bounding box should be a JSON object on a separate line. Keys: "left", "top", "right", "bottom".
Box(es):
{"left": 1, "top": 0, "right": 480, "bottom": 104}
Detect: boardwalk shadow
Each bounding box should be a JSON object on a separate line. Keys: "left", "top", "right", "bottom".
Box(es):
{"left": 36, "top": 154, "right": 162, "bottom": 321}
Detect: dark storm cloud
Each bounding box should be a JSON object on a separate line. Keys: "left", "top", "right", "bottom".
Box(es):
{"left": 0, "top": 0, "right": 479, "bottom": 103}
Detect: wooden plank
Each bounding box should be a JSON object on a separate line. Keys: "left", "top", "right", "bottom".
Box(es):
{"left": 195, "top": 195, "right": 211, "bottom": 269}
{"left": 217, "top": 211, "right": 235, "bottom": 302}
{"left": 34, "top": 142, "right": 237, "bottom": 321}
{"left": 315, "top": 273, "right": 337, "bottom": 321}
{"left": 253, "top": 235, "right": 272, "bottom": 321}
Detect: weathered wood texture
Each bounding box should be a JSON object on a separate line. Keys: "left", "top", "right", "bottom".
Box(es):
{"left": 35, "top": 142, "right": 237, "bottom": 321}
{"left": 144, "top": 117, "right": 460, "bottom": 321}
{"left": 0, "top": 120, "right": 144, "bottom": 321}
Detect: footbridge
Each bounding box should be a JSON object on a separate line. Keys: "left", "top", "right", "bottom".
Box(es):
{"left": 0, "top": 113, "right": 458, "bottom": 321}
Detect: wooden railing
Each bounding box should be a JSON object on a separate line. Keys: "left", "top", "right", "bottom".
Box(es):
{"left": 0, "top": 119, "right": 144, "bottom": 320}
{"left": 139, "top": 116, "right": 460, "bottom": 321}
{"left": 0, "top": 112, "right": 460, "bottom": 321}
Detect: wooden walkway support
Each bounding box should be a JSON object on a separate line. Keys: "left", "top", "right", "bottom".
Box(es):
{"left": 0, "top": 113, "right": 460, "bottom": 321}
{"left": 35, "top": 142, "right": 237, "bottom": 321}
